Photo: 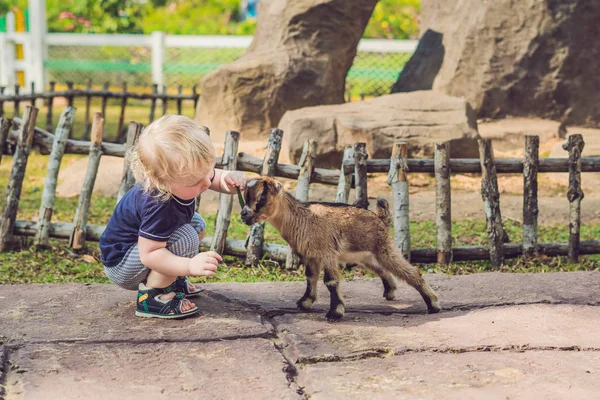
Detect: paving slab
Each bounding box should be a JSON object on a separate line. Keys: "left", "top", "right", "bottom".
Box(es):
{"left": 0, "top": 346, "right": 6, "bottom": 398}
{"left": 0, "top": 284, "right": 268, "bottom": 345}
{"left": 275, "top": 304, "right": 600, "bottom": 363}
{"left": 297, "top": 351, "right": 600, "bottom": 400}
{"left": 1, "top": 273, "right": 599, "bottom": 399}
{"left": 203, "top": 272, "right": 600, "bottom": 314}
{"left": 4, "top": 339, "right": 300, "bottom": 400}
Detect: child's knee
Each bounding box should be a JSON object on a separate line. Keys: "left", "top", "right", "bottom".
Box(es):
{"left": 191, "top": 213, "right": 207, "bottom": 234}
{"left": 167, "top": 224, "right": 200, "bottom": 257}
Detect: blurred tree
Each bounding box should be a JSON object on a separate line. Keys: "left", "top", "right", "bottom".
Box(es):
{"left": 46, "top": 0, "right": 145, "bottom": 33}
{"left": 141, "top": 0, "right": 253, "bottom": 35}
{"left": 0, "top": 1, "right": 27, "bottom": 16}
{"left": 364, "top": 0, "right": 420, "bottom": 39}
{"left": 3, "top": 0, "right": 420, "bottom": 38}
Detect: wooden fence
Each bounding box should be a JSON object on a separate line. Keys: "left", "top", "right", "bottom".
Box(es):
{"left": 0, "top": 81, "right": 199, "bottom": 143}
{"left": 1, "top": 105, "right": 600, "bottom": 267}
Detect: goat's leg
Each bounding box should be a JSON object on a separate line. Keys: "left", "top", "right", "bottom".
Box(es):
{"left": 378, "top": 250, "right": 441, "bottom": 314}
{"left": 323, "top": 263, "right": 345, "bottom": 321}
{"left": 296, "top": 263, "right": 319, "bottom": 311}
{"left": 377, "top": 270, "right": 398, "bottom": 300}
{"left": 349, "top": 252, "right": 398, "bottom": 300}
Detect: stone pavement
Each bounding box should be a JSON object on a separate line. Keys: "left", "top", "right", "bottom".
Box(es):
{"left": 1, "top": 272, "right": 599, "bottom": 399}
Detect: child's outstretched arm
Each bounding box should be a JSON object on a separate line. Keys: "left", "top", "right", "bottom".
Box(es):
{"left": 210, "top": 169, "right": 248, "bottom": 194}
{"left": 138, "top": 236, "right": 221, "bottom": 277}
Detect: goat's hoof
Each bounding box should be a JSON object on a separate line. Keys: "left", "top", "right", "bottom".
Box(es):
{"left": 325, "top": 305, "right": 345, "bottom": 321}
{"left": 297, "top": 298, "right": 314, "bottom": 311}
{"left": 427, "top": 301, "right": 442, "bottom": 314}
{"left": 383, "top": 291, "right": 396, "bottom": 301}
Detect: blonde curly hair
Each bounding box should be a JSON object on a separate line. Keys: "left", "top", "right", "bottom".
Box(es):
{"left": 127, "top": 114, "right": 216, "bottom": 201}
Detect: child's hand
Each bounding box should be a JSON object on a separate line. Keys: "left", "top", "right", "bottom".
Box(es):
{"left": 188, "top": 251, "right": 222, "bottom": 276}
{"left": 223, "top": 171, "right": 247, "bottom": 190}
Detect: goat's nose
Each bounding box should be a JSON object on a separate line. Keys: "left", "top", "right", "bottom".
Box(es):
{"left": 241, "top": 207, "right": 250, "bottom": 217}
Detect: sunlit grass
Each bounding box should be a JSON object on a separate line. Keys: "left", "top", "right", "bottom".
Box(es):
{"left": 1, "top": 153, "right": 598, "bottom": 284}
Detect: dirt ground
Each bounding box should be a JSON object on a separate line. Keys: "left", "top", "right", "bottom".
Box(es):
{"left": 56, "top": 116, "right": 600, "bottom": 225}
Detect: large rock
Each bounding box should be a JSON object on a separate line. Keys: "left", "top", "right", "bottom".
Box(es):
{"left": 395, "top": 0, "right": 600, "bottom": 127}
{"left": 280, "top": 91, "right": 479, "bottom": 167}
{"left": 195, "top": 0, "right": 378, "bottom": 139}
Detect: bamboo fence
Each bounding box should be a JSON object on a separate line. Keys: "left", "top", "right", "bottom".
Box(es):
{"left": 1, "top": 105, "right": 600, "bottom": 267}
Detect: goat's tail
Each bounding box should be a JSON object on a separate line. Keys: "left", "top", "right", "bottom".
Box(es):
{"left": 376, "top": 197, "right": 391, "bottom": 226}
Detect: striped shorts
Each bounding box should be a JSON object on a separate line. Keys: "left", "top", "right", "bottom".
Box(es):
{"left": 104, "top": 213, "right": 206, "bottom": 291}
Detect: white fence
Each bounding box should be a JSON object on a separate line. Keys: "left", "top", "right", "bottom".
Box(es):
{"left": 1, "top": 25, "right": 417, "bottom": 97}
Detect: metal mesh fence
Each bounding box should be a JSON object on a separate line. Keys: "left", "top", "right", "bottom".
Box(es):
{"left": 45, "top": 41, "right": 410, "bottom": 98}
{"left": 46, "top": 45, "right": 153, "bottom": 89}
{"left": 163, "top": 47, "right": 246, "bottom": 88}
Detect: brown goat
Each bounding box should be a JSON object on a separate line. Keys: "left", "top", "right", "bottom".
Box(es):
{"left": 241, "top": 176, "right": 441, "bottom": 320}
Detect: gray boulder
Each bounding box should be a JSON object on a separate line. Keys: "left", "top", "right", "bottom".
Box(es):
{"left": 195, "top": 0, "right": 378, "bottom": 139}
{"left": 280, "top": 90, "right": 479, "bottom": 167}
{"left": 396, "top": 0, "right": 600, "bottom": 127}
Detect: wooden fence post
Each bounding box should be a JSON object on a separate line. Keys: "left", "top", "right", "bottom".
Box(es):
{"left": 479, "top": 139, "right": 507, "bottom": 267}
{"left": 149, "top": 83, "right": 158, "bottom": 124}
{"left": 388, "top": 141, "right": 411, "bottom": 260}
{"left": 435, "top": 142, "right": 452, "bottom": 264}
{"left": 14, "top": 85, "right": 20, "bottom": 118}
{"left": 335, "top": 146, "right": 354, "bottom": 204}
{"left": 0, "top": 106, "right": 38, "bottom": 251}
{"left": 162, "top": 85, "right": 168, "bottom": 116}
{"left": 30, "top": 82, "right": 37, "bottom": 112}
{"left": 0, "top": 117, "right": 13, "bottom": 164}
{"left": 34, "top": 107, "right": 76, "bottom": 247}
{"left": 66, "top": 81, "right": 74, "bottom": 108}
{"left": 69, "top": 113, "right": 104, "bottom": 249}
{"left": 353, "top": 142, "right": 368, "bottom": 209}
{"left": 100, "top": 81, "right": 110, "bottom": 123}
{"left": 246, "top": 128, "right": 284, "bottom": 265}
{"left": 563, "top": 134, "right": 585, "bottom": 263}
{"left": 523, "top": 135, "right": 539, "bottom": 258}
{"left": 177, "top": 85, "right": 183, "bottom": 115}
{"left": 117, "top": 122, "right": 144, "bottom": 202}
{"left": 0, "top": 86, "right": 5, "bottom": 118}
{"left": 286, "top": 139, "right": 317, "bottom": 270}
{"left": 192, "top": 85, "right": 199, "bottom": 110}
{"left": 116, "top": 82, "right": 128, "bottom": 142}
{"left": 65, "top": 82, "right": 74, "bottom": 137}
{"left": 195, "top": 127, "right": 210, "bottom": 213}
{"left": 46, "top": 81, "right": 56, "bottom": 133}
{"left": 84, "top": 78, "right": 93, "bottom": 140}
{"left": 210, "top": 130, "right": 240, "bottom": 255}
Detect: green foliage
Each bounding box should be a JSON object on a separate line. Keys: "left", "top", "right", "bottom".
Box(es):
{"left": 46, "top": 0, "right": 145, "bottom": 33}
{"left": 0, "top": 1, "right": 26, "bottom": 16}
{"left": 364, "top": 0, "right": 420, "bottom": 39}
{"left": 141, "top": 0, "right": 256, "bottom": 35}
{"left": 37, "top": 0, "right": 419, "bottom": 38}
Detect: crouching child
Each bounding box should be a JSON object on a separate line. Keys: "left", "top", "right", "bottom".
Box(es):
{"left": 100, "top": 114, "right": 247, "bottom": 319}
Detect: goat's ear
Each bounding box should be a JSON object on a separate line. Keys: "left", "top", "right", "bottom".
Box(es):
{"left": 266, "top": 179, "right": 282, "bottom": 193}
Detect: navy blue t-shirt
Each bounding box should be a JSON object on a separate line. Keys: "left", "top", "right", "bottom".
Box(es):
{"left": 100, "top": 184, "right": 196, "bottom": 267}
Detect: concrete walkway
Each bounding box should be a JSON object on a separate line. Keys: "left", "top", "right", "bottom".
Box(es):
{"left": 1, "top": 272, "right": 599, "bottom": 399}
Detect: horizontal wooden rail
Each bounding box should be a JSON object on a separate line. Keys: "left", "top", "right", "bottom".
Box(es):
{"left": 8, "top": 122, "right": 600, "bottom": 189}
{"left": 0, "top": 89, "right": 198, "bottom": 102}
{"left": 346, "top": 157, "right": 600, "bottom": 174}
{"left": 7, "top": 219, "right": 600, "bottom": 264}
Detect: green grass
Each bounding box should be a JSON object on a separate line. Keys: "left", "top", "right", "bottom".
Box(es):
{"left": 0, "top": 153, "right": 598, "bottom": 284}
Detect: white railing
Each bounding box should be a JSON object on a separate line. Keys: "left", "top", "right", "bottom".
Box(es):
{"left": 1, "top": 30, "right": 417, "bottom": 94}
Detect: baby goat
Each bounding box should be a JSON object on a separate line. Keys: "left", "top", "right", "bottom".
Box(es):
{"left": 241, "top": 176, "right": 441, "bottom": 321}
